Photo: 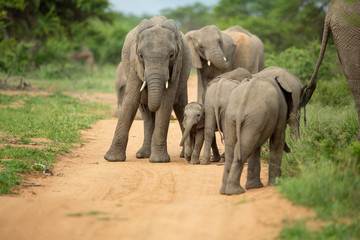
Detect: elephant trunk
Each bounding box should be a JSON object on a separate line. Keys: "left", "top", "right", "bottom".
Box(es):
{"left": 180, "top": 118, "right": 197, "bottom": 146}
{"left": 208, "top": 47, "right": 229, "bottom": 70}
{"left": 146, "top": 76, "right": 166, "bottom": 112}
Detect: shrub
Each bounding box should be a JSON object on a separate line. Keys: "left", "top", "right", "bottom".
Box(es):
{"left": 266, "top": 41, "right": 341, "bottom": 84}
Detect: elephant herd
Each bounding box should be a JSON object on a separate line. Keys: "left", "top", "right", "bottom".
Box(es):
{"left": 105, "top": 0, "right": 360, "bottom": 195}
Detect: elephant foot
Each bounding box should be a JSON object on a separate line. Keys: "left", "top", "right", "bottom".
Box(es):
{"left": 224, "top": 183, "right": 245, "bottom": 195}
{"left": 179, "top": 148, "right": 184, "bottom": 158}
{"left": 104, "top": 146, "right": 126, "bottom": 162}
{"left": 200, "top": 159, "right": 211, "bottom": 165}
{"left": 211, "top": 153, "right": 221, "bottom": 162}
{"left": 136, "top": 147, "right": 151, "bottom": 159}
{"left": 219, "top": 184, "right": 226, "bottom": 195}
{"left": 190, "top": 156, "right": 200, "bottom": 164}
{"left": 149, "top": 151, "right": 170, "bottom": 163}
{"left": 245, "top": 179, "right": 264, "bottom": 189}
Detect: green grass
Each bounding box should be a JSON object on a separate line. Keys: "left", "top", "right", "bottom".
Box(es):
{"left": 28, "top": 64, "right": 117, "bottom": 93}
{"left": 278, "top": 97, "right": 360, "bottom": 238}
{"left": 0, "top": 91, "right": 110, "bottom": 194}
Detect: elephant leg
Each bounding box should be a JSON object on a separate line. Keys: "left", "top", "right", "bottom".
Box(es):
{"left": 220, "top": 121, "right": 236, "bottom": 194}
{"left": 202, "top": 109, "right": 216, "bottom": 164}
{"left": 136, "top": 105, "right": 154, "bottom": 158}
{"left": 190, "top": 129, "right": 204, "bottom": 164}
{"left": 245, "top": 147, "right": 264, "bottom": 189}
{"left": 268, "top": 131, "right": 285, "bottom": 186}
{"left": 149, "top": 91, "right": 176, "bottom": 163}
{"left": 224, "top": 142, "right": 246, "bottom": 195}
{"left": 184, "top": 136, "right": 193, "bottom": 162}
{"left": 173, "top": 90, "right": 188, "bottom": 158}
{"left": 104, "top": 79, "right": 141, "bottom": 162}
{"left": 197, "top": 70, "right": 205, "bottom": 104}
{"left": 211, "top": 135, "right": 221, "bottom": 162}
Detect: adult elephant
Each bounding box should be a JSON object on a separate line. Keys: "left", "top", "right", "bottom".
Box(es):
{"left": 302, "top": 0, "right": 360, "bottom": 139}
{"left": 185, "top": 25, "right": 265, "bottom": 104}
{"left": 104, "top": 16, "right": 191, "bottom": 162}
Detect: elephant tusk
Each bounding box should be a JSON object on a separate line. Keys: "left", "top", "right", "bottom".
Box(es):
{"left": 140, "top": 81, "right": 146, "bottom": 92}
{"left": 165, "top": 80, "right": 169, "bottom": 89}
{"left": 223, "top": 56, "right": 227, "bottom": 61}
{"left": 207, "top": 60, "right": 211, "bottom": 66}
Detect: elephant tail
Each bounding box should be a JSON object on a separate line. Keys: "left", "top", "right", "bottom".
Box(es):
{"left": 236, "top": 112, "right": 245, "bottom": 160}
{"left": 215, "top": 78, "right": 225, "bottom": 143}
{"left": 300, "top": 18, "right": 331, "bottom": 109}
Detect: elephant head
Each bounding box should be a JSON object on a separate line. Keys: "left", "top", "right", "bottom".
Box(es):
{"left": 185, "top": 25, "right": 236, "bottom": 70}
{"left": 180, "top": 102, "right": 205, "bottom": 146}
{"left": 132, "top": 17, "right": 184, "bottom": 112}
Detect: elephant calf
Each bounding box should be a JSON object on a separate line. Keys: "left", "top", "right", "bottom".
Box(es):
{"left": 221, "top": 76, "right": 294, "bottom": 195}
{"left": 180, "top": 102, "right": 206, "bottom": 164}
{"left": 202, "top": 67, "right": 252, "bottom": 165}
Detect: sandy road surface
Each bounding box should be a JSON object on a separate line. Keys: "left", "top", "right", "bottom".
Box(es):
{"left": 0, "top": 76, "right": 313, "bottom": 240}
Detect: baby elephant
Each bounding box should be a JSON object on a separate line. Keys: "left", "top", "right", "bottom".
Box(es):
{"left": 180, "top": 102, "right": 205, "bottom": 164}
{"left": 221, "top": 76, "right": 294, "bottom": 195}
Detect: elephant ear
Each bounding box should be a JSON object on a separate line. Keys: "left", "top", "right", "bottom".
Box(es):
{"left": 221, "top": 32, "right": 236, "bottom": 62}
{"left": 274, "top": 76, "right": 293, "bottom": 121}
{"left": 185, "top": 31, "right": 202, "bottom": 69}
{"left": 196, "top": 103, "right": 205, "bottom": 129}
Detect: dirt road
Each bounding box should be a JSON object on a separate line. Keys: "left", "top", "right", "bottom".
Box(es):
{"left": 0, "top": 76, "right": 313, "bottom": 240}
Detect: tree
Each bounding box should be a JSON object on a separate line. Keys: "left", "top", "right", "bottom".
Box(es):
{"left": 214, "top": 0, "right": 330, "bottom": 52}
{"left": 161, "top": 2, "right": 215, "bottom": 33}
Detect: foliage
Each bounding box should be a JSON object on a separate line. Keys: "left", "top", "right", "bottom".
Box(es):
{"left": 265, "top": 41, "right": 342, "bottom": 83}
{"left": 278, "top": 101, "right": 359, "bottom": 239}
{"left": 279, "top": 219, "right": 359, "bottom": 240}
{"left": 0, "top": 38, "right": 34, "bottom": 76}
{"left": 214, "top": 0, "right": 330, "bottom": 52}
{"left": 161, "top": 2, "right": 214, "bottom": 33}
{"left": 0, "top": 0, "right": 112, "bottom": 41}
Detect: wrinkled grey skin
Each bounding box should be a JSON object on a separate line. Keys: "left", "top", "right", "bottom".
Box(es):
{"left": 202, "top": 67, "right": 252, "bottom": 165}
{"left": 104, "top": 16, "right": 191, "bottom": 163}
{"left": 302, "top": 0, "right": 360, "bottom": 140}
{"left": 253, "top": 66, "right": 304, "bottom": 139}
{"left": 220, "top": 76, "right": 294, "bottom": 195}
{"left": 179, "top": 102, "right": 206, "bottom": 164}
{"left": 185, "top": 25, "right": 265, "bottom": 104}
{"left": 114, "top": 61, "right": 142, "bottom": 120}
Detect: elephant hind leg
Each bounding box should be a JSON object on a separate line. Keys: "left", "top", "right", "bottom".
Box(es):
{"left": 224, "top": 142, "right": 246, "bottom": 195}
{"left": 245, "top": 147, "right": 263, "bottom": 189}
{"left": 211, "top": 135, "right": 221, "bottom": 162}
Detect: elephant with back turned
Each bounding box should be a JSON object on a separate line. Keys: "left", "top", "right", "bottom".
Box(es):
{"left": 185, "top": 25, "right": 265, "bottom": 104}
{"left": 302, "top": 0, "right": 360, "bottom": 139}
{"left": 104, "top": 16, "right": 191, "bottom": 163}
{"left": 221, "top": 76, "right": 294, "bottom": 195}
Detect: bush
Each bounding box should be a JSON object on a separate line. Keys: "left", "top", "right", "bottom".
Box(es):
{"left": 266, "top": 41, "right": 342, "bottom": 84}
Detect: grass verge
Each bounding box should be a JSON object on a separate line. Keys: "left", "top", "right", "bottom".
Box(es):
{"left": 278, "top": 102, "right": 360, "bottom": 239}
{"left": 0, "top": 90, "right": 109, "bottom": 194}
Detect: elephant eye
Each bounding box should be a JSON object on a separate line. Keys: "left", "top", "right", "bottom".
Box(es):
{"left": 197, "top": 114, "right": 200, "bottom": 117}
{"left": 198, "top": 44, "right": 204, "bottom": 50}
{"left": 139, "top": 53, "right": 144, "bottom": 60}
{"left": 170, "top": 52, "right": 175, "bottom": 60}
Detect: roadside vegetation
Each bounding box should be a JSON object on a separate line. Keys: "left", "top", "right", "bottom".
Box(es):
{"left": 1, "top": 0, "right": 359, "bottom": 238}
